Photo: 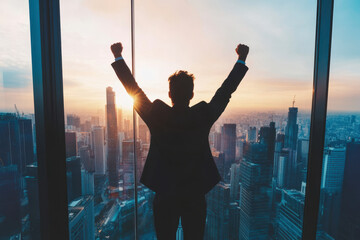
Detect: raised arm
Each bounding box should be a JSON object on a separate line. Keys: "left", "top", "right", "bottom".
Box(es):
{"left": 110, "top": 42, "right": 152, "bottom": 122}
{"left": 208, "top": 44, "right": 249, "bottom": 123}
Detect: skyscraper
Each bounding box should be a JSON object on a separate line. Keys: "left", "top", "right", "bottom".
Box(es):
{"left": 221, "top": 124, "right": 236, "bottom": 182}
{"left": 68, "top": 195, "right": 95, "bottom": 240}
{"left": 277, "top": 189, "right": 304, "bottom": 240}
{"left": 67, "top": 114, "right": 81, "bottom": 129}
{"left": 338, "top": 141, "right": 360, "bottom": 240}
{"left": 239, "top": 141, "right": 272, "bottom": 240}
{"left": 0, "top": 165, "right": 21, "bottom": 238}
{"left": 0, "top": 113, "right": 34, "bottom": 175}
{"left": 106, "top": 87, "right": 119, "bottom": 188}
{"left": 92, "top": 126, "right": 105, "bottom": 175}
{"left": 206, "top": 182, "right": 230, "bottom": 240}
{"left": 284, "top": 107, "right": 298, "bottom": 150}
{"left": 65, "top": 131, "right": 77, "bottom": 158}
{"left": 230, "top": 163, "right": 241, "bottom": 202}
{"left": 66, "top": 157, "right": 82, "bottom": 202}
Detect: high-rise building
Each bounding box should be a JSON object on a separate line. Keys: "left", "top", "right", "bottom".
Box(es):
{"left": 121, "top": 140, "right": 141, "bottom": 199}
{"left": 81, "top": 169, "right": 94, "bottom": 196}
{"left": 284, "top": 107, "right": 298, "bottom": 150}
{"left": 206, "top": 182, "right": 230, "bottom": 240}
{"left": 247, "top": 126, "right": 257, "bottom": 143}
{"left": 65, "top": 131, "right": 77, "bottom": 158}
{"left": 0, "top": 113, "right": 34, "bottom": 175}
{"left": 318, "top": 147, "right": 346, "bottom": 237}
{"left": 277, "top": 189, "right": 304, "bottom": 240}
{"left": 67, "top": 114, "right": 81, "bottom": 129}
{"left": 221, "top": 124, "right": 236, "bottom": 182}
{"left": 106, "top": 87, "right": 119, "bottom": 188}
{"left": 338, "top": 141, "right": 360, "bottom": 240}
{"left": 230, "top": 163, "right": 241, "bottom": 202}
{"left": 25, "top": 164, "right": 41, "bottom": 240}
{"left": 0, "top": 165, "right": 21, "bottom": 238}
{"left": 92, "top": 126, "right": 106, "bottom": 175}
{"left": 273, "top": 133, "right": 285, "bottom": 181}
{"left": 321, "top": 147, "right": 346, "bottom": 192}
{"left": 239, "top": 141, "right": 272, "bottom": 240}
{"left": 68, "top": 195, "right": 95, "bottom": 240}
{"left": 66, "top": 157, "right": 82, "bottom": 202}
{"left": 229, "top": 202, "right": 240, "bottom": 240}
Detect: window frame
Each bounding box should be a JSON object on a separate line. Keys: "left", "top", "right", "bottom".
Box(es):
{"left": 28, "top": 0, "right": 335, "bottom": 239}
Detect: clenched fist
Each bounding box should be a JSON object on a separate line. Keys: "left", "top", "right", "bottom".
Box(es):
{"left": 236, "top": 44, "right": 249, "bottom": 62}
{"left": 111, "top": 42, "right": 123, "bottom": 58}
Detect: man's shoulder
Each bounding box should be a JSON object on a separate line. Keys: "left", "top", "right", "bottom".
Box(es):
{"left": 152, "top": 99, "right": 171, "bottom": 111}
{"left": 191, "top": 101, "right": 208, "bottom": 110}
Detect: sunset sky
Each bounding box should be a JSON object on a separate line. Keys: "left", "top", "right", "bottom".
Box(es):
{"left": 1, "top": 0, "right": 359, "bottom": 115}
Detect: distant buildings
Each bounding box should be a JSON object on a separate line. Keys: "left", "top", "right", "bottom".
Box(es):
{"left": 106, "top": 87, "right": 119, "bottom": 188}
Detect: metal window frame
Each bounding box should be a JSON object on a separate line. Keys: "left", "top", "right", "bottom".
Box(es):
{"left": 302, "top": 0, "right": 334, "bottom": 239}
{"left": 29, "top": 0, "right": 69, "bottom": 239}
{"left": 27, "top": 0, "right": 335, "bottom": 239}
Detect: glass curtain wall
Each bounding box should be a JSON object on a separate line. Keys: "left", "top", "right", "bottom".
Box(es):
{"left": 134, "top": 0, "right": 316, "bottom": 239}
{"left": 316, "top": 0, "right": 360, "bottom": 239}
{"left": 60, "top": 0, "right": 137, "bottom": 239}
{"left": 0, "top": 0, "right": 40, "bottom": 239}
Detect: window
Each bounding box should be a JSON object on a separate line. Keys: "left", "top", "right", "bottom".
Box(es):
{"left": 316, "top": 0, "right": 360, "bottom": 239}
{"left": 0, "top": 0, "right": 40, "bottom": 239}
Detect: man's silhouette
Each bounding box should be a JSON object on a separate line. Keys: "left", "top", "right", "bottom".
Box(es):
{"left": 110, "top": 42, "right": 249, "bottom": 240}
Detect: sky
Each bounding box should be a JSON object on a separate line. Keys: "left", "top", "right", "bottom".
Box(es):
{"left": 0, "top": 0, "right": 360, "bottom": 115}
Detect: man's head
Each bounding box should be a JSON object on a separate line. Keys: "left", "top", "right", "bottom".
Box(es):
{"left": 168, "top": 70, "right": 194, "bottom": 106}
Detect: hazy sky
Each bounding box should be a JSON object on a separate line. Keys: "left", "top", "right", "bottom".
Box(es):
{"left": 1, "top": 0, "right": 359, "bottom": 115}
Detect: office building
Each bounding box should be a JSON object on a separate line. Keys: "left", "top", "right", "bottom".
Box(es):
{"left": 66, "top": 157, "right": 82, "bottom": 202}
{"left": 65, "top": 131, "right": 77, "bottom": 158}
{"left": 92, "top": 126, "right": 106, "bottom": 175}
{"left": 68, "top": 196, "right": 95, "bottom": 240}
{"left": 221, "top": 124, "right": 236, "bottom": 182}
{"left": 106, "top": 87, "right": 119, "bottom": 188}
{"left": 284, "top": 107, "right": 298, "bottom": 150}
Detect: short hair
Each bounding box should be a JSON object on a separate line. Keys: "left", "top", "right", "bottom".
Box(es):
{"left": 168, "top": 70, "right": 195, "bottom": 105}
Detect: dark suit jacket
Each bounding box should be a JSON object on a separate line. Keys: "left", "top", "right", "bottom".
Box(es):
{"left": 112, "top": 59, "right": 248, "bottom": 195}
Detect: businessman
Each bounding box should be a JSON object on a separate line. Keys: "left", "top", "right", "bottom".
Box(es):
{"left": 110, "top": 42, "right": 249, "bottom": 239}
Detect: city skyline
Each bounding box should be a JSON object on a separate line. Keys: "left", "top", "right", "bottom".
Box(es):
{"left": 1, "top": 0, "right": 360, "bottom": 114}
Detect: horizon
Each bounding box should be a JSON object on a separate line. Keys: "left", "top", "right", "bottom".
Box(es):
{"left": 1, "top": 0, "right": 359, "bottom": 115}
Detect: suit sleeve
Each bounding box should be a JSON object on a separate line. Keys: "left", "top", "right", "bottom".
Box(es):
{"left": 111, "top": 59, "right": 153, "bottom": 123}
{"left": 208, "top": 62, "right": 248, "bottom": 123}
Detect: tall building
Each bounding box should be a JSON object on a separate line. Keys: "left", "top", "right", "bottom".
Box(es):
{"left": 0, "top": 165, "right": 21, "bottom": 238}
{"left": 92, "top": 126, "right": 105, "bottom": 175}
{"left": 106, "top": 87, "right": 119, "bottom": 188}
{"left": 25, "top": 164, "right": 41, "bottom": 240}
{"left": 273, "top": 133, "right": 285, "bottom": 181}
{"left": 67, "top": 157, "right": 82, "bottom": 202}
{"left": 239, "top": 140, "right": 272, "bottom": 240}
{"left": 247, "top": 127, "right": 257, "bottom": 143}
{"left": 338, "top": 141, "right": 360, "bottom": 240}
{"left": 68, "top": 196, "right": 95, "bottom": 240}
{"left": 121, "top": 140, "right": 141, "bottom": 199}
{"left": 65, "top": 131, "right": 77, "bottom": 158}
{"left": 277, "top": 190, "right": 304, "bottom": 240}
{"left": 321, "top": 147, "right": 346, "bottom": 192}
{"left": 230, "top": 163, "right": 241, "bottom": 202}
{"left": 221, "top": 124, "right": 236, "bottom": 182}
{"left": 284, "top": 107, "right": 298, "bottom": 150}
{"left": 67, "top": 114, "right": 81, "bottom": 129}
{"left": 0, "top": 113, "right": 34, "bottom": 175}
{"left": 206, "top": 182, "right": 230, "bottom": 240}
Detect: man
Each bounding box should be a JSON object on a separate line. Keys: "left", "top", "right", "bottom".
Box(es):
{"left": 110, "top": 42, "right": 249, "bottom": 239}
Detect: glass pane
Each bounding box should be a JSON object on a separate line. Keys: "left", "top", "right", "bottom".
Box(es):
{"left": 134, "top": 1, "right": 316, "bottom": 239}
{"left": 0, "top": 0, "right": 40, "bottom": 239}
{"left": 316, "top": 1, "right": 360, "bottom": 239}
{"left": 60, "top": 1, "right": 136, "bottom": 239}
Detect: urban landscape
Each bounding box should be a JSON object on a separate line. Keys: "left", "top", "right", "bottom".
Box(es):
{"left": 1, "top": 86, "right": 359, "bottom": 239}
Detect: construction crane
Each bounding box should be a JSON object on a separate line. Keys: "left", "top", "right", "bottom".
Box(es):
{"left": 14, "top": 104, "right": 20, "bottom": 117}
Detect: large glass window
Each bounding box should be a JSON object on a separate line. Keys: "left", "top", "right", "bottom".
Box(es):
{"left": 60, "top": 0, "right": 138, "bottom": 239}
{"left": 0, "top": 0, "right": 40, "bottom": 239}
{"left": 316, "top": 1, "right": 360, "bottom": 239}
{"left": 134, "top": 0, "right": 316, "bottom": 239}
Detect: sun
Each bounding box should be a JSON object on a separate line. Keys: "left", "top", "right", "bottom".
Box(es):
{"left": 116, "top": 92, "right": 134, "bottom": 110}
